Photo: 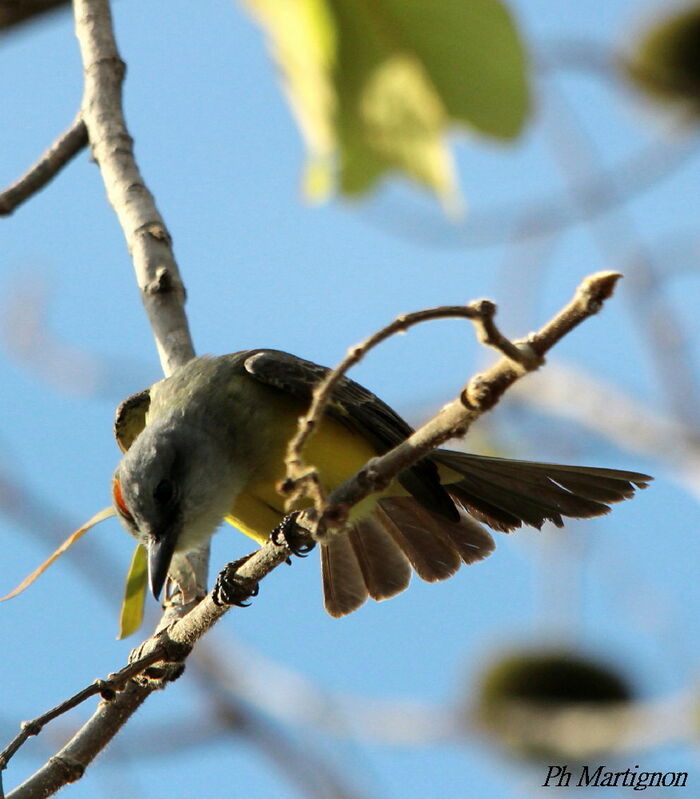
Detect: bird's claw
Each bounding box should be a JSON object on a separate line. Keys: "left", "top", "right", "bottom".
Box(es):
{"left": 270, "top": 512, "right": 316, "bottom": 558}
{"left": 213, "top": 555, "right": 260, "bottom": 607}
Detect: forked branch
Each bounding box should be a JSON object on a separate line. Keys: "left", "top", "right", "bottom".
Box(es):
{"left": 3, "top": 271, "right": 622, "bottom": 799}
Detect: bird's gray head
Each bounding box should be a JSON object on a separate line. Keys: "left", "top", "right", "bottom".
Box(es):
{"left": 113, "top": 418, "right": 239, "bottom": 600}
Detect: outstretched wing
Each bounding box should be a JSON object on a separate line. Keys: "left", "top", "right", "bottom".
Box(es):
{"left": 240, "top": 349, "right": 459, "bottom": 521}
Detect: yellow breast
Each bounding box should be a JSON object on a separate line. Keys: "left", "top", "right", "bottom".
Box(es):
{"left": 226, "top": 395, "right": 380, "bottom": 544}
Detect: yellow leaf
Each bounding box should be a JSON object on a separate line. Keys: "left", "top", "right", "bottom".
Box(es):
{"left": 0, "top": 506, "right": 115, "bottom": 602}
{"left": 242, "top": 0, "right": 337, "bottom": 197}
{"left": 117, "top": 544, "right": 148, "bottom": 639}
{"left": 303, "top": 154, "right": 334, "bottom": 202}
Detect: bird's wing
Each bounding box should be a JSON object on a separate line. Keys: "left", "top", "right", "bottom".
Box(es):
{"left": 240, "top": 349, "right": 459, "bottom": 520}
{"left": 114, "top": 389, "right": 151, "bottom": 453}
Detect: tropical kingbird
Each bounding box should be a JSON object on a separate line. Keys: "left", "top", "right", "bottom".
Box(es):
{"left": 112, "top": 350, "right": 650, "bottom": 617}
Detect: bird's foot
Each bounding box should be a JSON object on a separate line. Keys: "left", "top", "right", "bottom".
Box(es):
{"left": 213, "top": 554, "right": 260, "bottom": 607}
{"left": 270, "top": 512, "right": 316, "bottom": 559}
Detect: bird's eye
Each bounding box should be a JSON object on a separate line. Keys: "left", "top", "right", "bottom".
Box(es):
{"left": 153, "top": 478, "right": 174, "bottom": 505}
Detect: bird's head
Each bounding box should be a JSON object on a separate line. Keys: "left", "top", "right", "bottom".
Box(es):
{"left": 112, "top": 418, "right": 239, "bottom": 600}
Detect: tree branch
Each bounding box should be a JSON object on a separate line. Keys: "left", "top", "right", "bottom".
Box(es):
{"left": 311, "top": 271, "right": 621, "bottom": 536}
{"left": 73, "top": 0, "right": 194, "bottom": 376}
{"left": 152, "top": 272, "right": 623, "bottom": 645}
{"left": 3, "top": 272, "right": 622, "bottom": 797}
{"left": 0, "top": 644, "right": 182, "bottom": 773}
{"left": 0, "top": 115, "right": 87, "bottom": 216}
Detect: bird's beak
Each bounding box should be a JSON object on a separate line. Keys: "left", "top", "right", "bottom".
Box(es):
{"left": 148, "top": 532, "right": 178, "bottom": 600}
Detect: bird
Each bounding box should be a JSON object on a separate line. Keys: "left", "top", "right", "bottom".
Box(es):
{"left": 112, "top": 350, "right": 651, "bottom": 617}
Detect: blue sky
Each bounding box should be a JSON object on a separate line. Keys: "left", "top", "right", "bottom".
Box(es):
{"left": 1, "top": 1, "right": 698, "bottom": 797}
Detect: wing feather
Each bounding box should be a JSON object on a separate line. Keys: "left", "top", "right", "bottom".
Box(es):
{"left": 242, "top": 349, "right": 458, "bottom": 520}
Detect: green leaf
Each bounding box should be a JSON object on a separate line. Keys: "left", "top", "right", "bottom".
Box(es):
{"left": 118, "top": 544, "right": 148, "bottom": 639}
{"left": 243, "top": 0, "right": 530, "bottom": 207}
{"left": 374, "top": 0, "right": 530, "bottom": 139}
{"left": 329, "top": 0, "right": 459, "bottom": 207}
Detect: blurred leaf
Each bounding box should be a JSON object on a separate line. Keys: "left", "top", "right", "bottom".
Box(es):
{"left": 243, "top": 0, "right": 337, "bottom": 201}
{"left": 473, "top": 649, "right": 634, "bottom": 762}
{"left": 625, "top": 3, "right": 700, "bottom": 110}
{"left": 330, "top": 1, "right": 459, "bottom": 209}
{"left": 118, "top": 544, "right": 148, "bottom": 639}
{"left": 478, "top": 650, "right": 633, "bottom": 706}
{"left": 370, "top": 0, "right": 530, "bottom": 139}
{"left": 0, "top": 0, "right": 68, "bottom": 31}
{"left": 243, "top": 0, "right": 530, "bottom": 209}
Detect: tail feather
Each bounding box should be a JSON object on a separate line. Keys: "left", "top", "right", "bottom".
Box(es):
{"left": 437, "top": 508, "right": 497, "bottom": 565}
{"left": 321, "top": 534, "right": 368, "bottom": 618}
{"left": 348, "top": 519, "right": 411, "bottom": 601}
{"left": 448, "top": 469, "right": 605, "bottom": 529}
{"left": 321, "top": 497, "right": 495, "bottom": 617}
{"left": 447, "top": 453, "right": 647, "bottom": 496}
{"left": 376, "top": 498, "right": 462, "bottom": 582}
{"left": 320, "top": 451, "right": 651, "bottom": 617}
{"left": 379, "top": 497, "right": 494, "bottom": 570}
{"left": 434, "top": 450, "right": 651, "bottom": 532}
{"left": 538, "top": 472, "right": 637, "bottom": 503}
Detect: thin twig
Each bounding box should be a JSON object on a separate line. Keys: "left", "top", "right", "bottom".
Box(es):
{"left": 283, "top": 301, "right": 533, "bottom": 513}
{"left": 0, "top": 644, "right": 181, "bottom": 772}
{"left": 0, "top": 115, "right": 87, "bottom": 216}
{"left": 7, "top": 682, "right": 151, "bottom": 799}
{"left": 311, "top": 271, "right": 620, "bottom": 536}
{"left": 4, "top": 633, "right": 195, "bottom": 799}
